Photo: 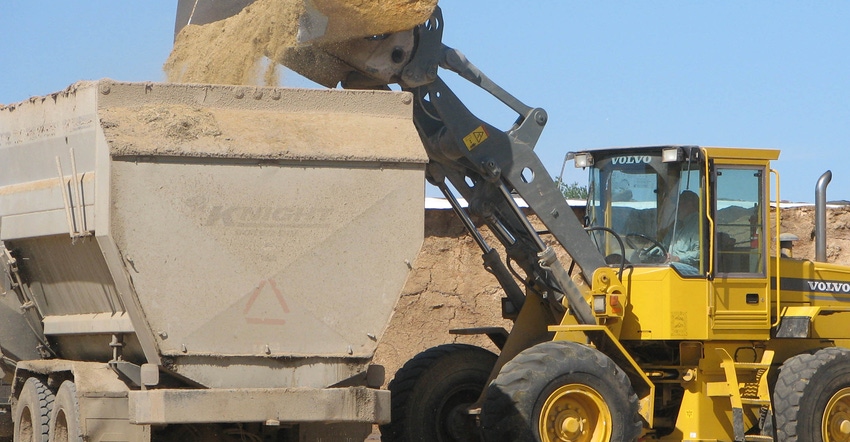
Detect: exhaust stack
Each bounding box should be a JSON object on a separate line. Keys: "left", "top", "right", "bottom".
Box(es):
{"left": 815, "top": 170, "right": 832, "bottom": 262}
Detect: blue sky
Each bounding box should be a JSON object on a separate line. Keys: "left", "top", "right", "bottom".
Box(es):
{"left": 2, "top": 2, "right": 848, "bottom": 202}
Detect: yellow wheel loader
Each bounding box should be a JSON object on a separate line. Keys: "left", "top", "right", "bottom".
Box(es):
{"left": 266, "top": 5, "right": 850, "bottom": 441}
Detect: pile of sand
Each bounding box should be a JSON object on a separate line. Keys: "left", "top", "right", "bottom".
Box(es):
{"left": 165, "top": 0, "right": 437, "bottom": 87}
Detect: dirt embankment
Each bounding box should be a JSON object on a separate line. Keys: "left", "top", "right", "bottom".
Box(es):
{"left": 373, "top": 207, "right": 580, "bottom": 384}
{"left": 375, "top": 205, "right": 850, "bottom": 384}
{"left": 777, "top": 206, "right": 850, "bottom": 264}
{"left": 372, "top": 210, "right": 511, "bottom": 380}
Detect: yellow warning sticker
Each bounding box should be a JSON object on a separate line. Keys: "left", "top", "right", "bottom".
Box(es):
{"left": 463, "top": 125, "right": 489, "bottom": 151}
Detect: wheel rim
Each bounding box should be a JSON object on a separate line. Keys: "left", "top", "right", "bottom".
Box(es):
{"left": 53, "top": 408, "right": 69, "bottom": 442}
{"left": 539, "top": 384, "right": 612, "bottom": 442}
{"left": 824, "top": 387, "right": 850, "bottom": 442}
{"left": 18, "top": 405, "right": 34, "bottom": 442}
{"left": 437, "top": 384, "right": 480, "bottom": 441}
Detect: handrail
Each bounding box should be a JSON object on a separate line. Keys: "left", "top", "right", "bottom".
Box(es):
{"left": 772, "top": 169, "right": 781, "bottom": 327}
{"left": 704, "top": 155, "right": 714, "bottom": 276}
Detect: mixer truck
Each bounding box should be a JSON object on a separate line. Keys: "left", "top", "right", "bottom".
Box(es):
{"left": 7, "top": 2, "right": 850, "bottom": 441}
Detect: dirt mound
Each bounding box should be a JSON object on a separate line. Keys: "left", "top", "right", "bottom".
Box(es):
{"left": 373, "top": 210, "right": 511, "bottom": 380}
{"left": 375, "top": 206, "right": 850, "bottom": 385}
{"left": 777, "top": 205, "right": 850, "bottom": 263}
{"left": 373, "top": 208, "right": 580, "bottom": 384}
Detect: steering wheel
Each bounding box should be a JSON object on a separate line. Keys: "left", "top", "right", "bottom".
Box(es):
{"left": 625, "top": 233, "right": 668, "bottom": 263}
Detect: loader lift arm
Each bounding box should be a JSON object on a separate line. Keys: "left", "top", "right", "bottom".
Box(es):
{"left": 395, "top": 8, "right": 606, "bottom": 325}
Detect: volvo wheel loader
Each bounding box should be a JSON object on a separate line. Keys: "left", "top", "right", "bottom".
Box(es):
{"left": 259, "top": 5, "right": 850, "bottom": 442}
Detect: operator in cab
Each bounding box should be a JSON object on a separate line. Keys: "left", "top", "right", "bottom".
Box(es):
{"left": 666, "top": 190, "right": 701, "bottom": 272}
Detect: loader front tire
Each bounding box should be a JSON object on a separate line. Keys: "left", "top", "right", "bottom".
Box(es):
{"left": 481, "top": 341, "right": 641, "bottom": 442}
{"left": 13, "top": 377, "right": 54, "bottom": 442}
{"left": 774, "top": 347, "right": 850, "bottom": 441}
{"left": 380, "top": 344, "right": 497, "bottom": 442}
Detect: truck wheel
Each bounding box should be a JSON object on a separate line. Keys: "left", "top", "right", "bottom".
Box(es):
{"left": 380, "top": 344, "right": 497, "bottom": 442}
{"left": 480, "top": 341, "right": 641, "bottom": 442}
{"left": 13, "top": 377, "right": 54, "bottom": 442}
{"left": 774, "top": 347, "right": 850, "bottom": 441}
{"left": 48, "top": 381, "right": 82, "bottom": 442}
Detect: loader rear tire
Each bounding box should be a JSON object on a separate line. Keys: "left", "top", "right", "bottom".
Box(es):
{"left": 480, "top": 341, "right": 641, "bottom": 442}
{"left": 774, "top": 347, "right": 850, "bottom": 442}
{"left": 13, "top": 377, "right": 54, "bottom": 442}
{"left": 48, "top": 381, "right": 82, "bottom": 442}
{"left": 380, "top": 344, "right": 497, "bottom": 442}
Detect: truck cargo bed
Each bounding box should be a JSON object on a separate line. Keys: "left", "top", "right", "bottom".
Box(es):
{"left": 0, "top": 80, "right": 427, "bottom": 390}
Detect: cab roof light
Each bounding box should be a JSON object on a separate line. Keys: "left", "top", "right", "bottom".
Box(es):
{"left": 573, "top": 153, "right": 593, "bottom": 168}
{"left": 662, "top": 147, "right": 683, "bottom": 163}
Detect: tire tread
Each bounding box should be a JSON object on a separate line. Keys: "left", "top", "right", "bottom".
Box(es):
{"left": 481, "top": 341, "right": 642, "bottom": 442}
{"left": 774, "top": 347, "right": 850, "bottom": 441}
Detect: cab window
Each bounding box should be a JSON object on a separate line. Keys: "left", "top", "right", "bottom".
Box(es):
{"left": 714, "top": 167, "right": 765, "bottom": 275}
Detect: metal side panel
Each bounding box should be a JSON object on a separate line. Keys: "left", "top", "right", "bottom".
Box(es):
{"left": 0, "top": 176, "right": 95, "bottom": 241}
{"left": 43, "top": 313, "right": 134, "bottom": 335}
{"left": 0, "top": 290, "right": 41, "bottom": 362}
{"left": 95, "top": 234, "right": 162, "bottom": 366}
{"left": 0, "top": 84, "right": 99, "bottom": 240}
{"left": 128, "top": 387, "right": 390, "bottom": 424}
{"left": 109, "top": 159, "right": 424, "bottom": 361}
{"left": 2, "top": 235, "right": 124, "bottom": 317}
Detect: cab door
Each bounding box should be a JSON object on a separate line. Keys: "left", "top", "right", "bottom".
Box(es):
{"left": 709, "top": 164, "right": 771, "bottom": 339}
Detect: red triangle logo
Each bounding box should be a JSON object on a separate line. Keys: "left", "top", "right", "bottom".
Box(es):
{"left": 243, "top": 278, "right": 290, "bottom": 325}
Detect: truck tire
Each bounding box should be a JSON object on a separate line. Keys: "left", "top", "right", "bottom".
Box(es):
{"left": 380, "top": 344, "right": 497, "bottom": 442}
{"left": 48, "top": 381, "right": 82, "bottom": 442}
{"left": 13, "top": 377, "right": 54, "bottom": 442}
{"left": 774, "top": 347, "right": 850, "bottom": 441}
{"left": 480, "top": 341, "right": 641, "bottom": 442}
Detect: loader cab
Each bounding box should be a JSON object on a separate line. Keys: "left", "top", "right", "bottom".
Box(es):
{"left": 573, "top": 146, "right": 780, "bottom": 339}
{"left": 576, "top": 146, "right": 707, "bottom": 276}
